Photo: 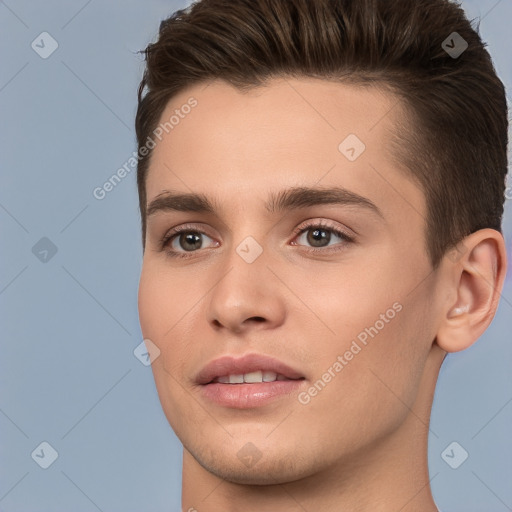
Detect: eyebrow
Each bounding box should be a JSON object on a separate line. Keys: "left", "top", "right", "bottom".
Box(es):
{"left": 146, "top": 186, "right": 383, "bottom": 218}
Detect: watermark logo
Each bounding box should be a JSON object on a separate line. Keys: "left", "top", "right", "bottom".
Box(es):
{"left": 237, "top": 442, "right": 263, "bottom": 468}
{"left": 31, "top": 441, "right": 58, "bottom": 469}
{"left": 31, "top": 32, "right": 58, "bottom": 59}
{"left": 441, "top": 441, "right": 469, "bottom": 469}
{"left": 134, "top": 339, "right": 161, "bottom": 366}
{"left": 505, "top": 175, "right": 512, "bottom": 201}
{"left": 442, "top": 32, "right": 468, "bottom": 59}
{"left": 236, "top": 236, "right": 263, "bottom": 263}
{"left": 32, "top": 237, "right": 58, "bottom": 263}
{"left": 338, "top": 134, "right": 366, "bottom": 162}
{"left": 447, "top": 241, "right": 468, "bottom": 263}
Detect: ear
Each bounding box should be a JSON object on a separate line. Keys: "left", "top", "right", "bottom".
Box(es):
{"left": 436, "top": 229, "right": 507, "bottom": 353}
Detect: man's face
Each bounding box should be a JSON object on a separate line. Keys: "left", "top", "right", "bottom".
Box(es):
{"left": 138, "top": 78, "right": 442, "bottom": 484}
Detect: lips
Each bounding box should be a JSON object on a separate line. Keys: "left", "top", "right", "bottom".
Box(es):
{"left": 195, "top": 353, "right": 305, "bottom": 385}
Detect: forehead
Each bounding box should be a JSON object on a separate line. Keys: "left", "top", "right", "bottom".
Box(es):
{"left": 145, "top": 77, "right": 423, "bottom": 221}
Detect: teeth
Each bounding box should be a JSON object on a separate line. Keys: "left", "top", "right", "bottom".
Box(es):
{"left": 262, "top": 371, "right": 278, "bottom": 382}
{"left": 244, "top": 371, "right": 263, "bottom": 383}
{"left": 215, "top": 371, "right": 282, "bottom": 383}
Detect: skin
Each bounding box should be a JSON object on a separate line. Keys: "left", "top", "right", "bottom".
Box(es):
{"left": 137, "top": 77, "right": 507, "bottom": 512}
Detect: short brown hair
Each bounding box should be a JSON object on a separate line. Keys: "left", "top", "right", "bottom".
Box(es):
{"left": 135, "top": 0, "right": 509, "bottom": 266}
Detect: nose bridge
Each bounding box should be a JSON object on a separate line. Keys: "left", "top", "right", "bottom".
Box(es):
{"left": 213, "top": 232, "right": 270, "bottom": 307}
{"left": 206, "top": 230, "right": 285, "bottom": 331}
{"left": 220, "top": 209, "right": 271, "bottom": 277}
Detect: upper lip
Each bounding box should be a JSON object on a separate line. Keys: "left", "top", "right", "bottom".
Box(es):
{"left": 195, "top": 353, "right": 305, "bottom": 384}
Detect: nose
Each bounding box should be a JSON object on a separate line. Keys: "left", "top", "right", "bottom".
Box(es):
{"left": 206, "top": 244, "right": 286, "bottom": 335}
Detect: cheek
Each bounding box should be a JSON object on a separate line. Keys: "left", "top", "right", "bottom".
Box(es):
{"left": 138, "top": 265, "right": 165, "bottom": 338}
{"left": 295, "top": 303, "right": 429, "bottom": 449}
{"left": 138, "top": 264, "right": 197, "bottom": 339}
{"left": 280, "top": 262, "right": 402, "bottom": 348}
{"left": 138, "top": 266, "right": 198, "bottom": 431}
{"left": 289, "top": 263, "right": 432, "bottom": 414}
{"left": 138, "top": 263, "right": 201, "bottom": 376}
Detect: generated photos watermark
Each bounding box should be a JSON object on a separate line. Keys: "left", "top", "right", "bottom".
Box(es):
{"left": 93, "top": 96, "right": 198, "bottom": 200}
{"left": 298, "top": 301, "right": 403, "bottom": 405}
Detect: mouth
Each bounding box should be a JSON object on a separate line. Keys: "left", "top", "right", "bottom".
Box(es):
{"left": 196, "top": 353, "right": 306, "bottom": 408}
{"left": 196, "top": 353, "right": 305, "bottom": 385}
{"left": 211, "top": 371, "right": 302, "bottom": 384}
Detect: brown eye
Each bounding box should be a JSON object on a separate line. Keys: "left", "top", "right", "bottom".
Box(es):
{"left": 304, "top": 228, "right": 332, "bottom": 247}
{"left": 294, "top": 223, "right": 351, "bottom": 249}
{"left": 161, "top": 225, "right": 218, "bottom": 258}
{"left": 176, "top": 232, "right": 203, "bottom": 251}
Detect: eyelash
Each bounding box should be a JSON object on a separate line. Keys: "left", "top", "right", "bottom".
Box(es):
{"left": 159, "top": 221, "right": 355, "bottom": 259}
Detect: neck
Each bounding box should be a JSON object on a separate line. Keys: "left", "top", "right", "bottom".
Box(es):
{"left": 182, "top": 345, "right": 445, "bottom": 512}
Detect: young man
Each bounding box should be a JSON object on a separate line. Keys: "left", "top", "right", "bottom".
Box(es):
{"left": 136, "top": 0, "right": 508, "bottom": 510}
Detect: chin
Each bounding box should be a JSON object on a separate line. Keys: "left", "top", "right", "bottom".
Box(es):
{"left": 188, "top": 443, "right": 315, "bottom": 486}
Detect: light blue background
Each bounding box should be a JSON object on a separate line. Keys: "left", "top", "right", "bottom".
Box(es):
{"left": 0, "top": 1, "right": 511, "bottom": 511}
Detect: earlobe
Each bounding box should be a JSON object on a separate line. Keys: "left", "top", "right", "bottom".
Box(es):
{"left": 436, "top": 229, "right": 507, "bottom": 353}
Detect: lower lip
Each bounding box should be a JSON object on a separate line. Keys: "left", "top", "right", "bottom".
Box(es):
{"left": 200, "top": 380, "right": 305, "bottom": 408}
